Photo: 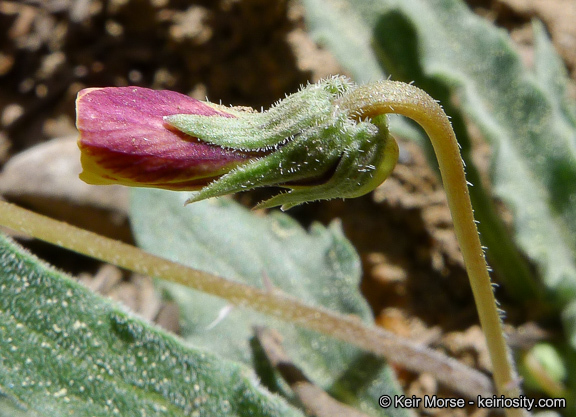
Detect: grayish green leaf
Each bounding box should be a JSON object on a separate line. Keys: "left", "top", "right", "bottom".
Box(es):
{"left": 0, "top": 233, "right": 305, "bottom": 417}
{"left": 301, "top": 0, "right": 576, "bottom": 318}
{"left": 0, "top": 395, "right": 35, "bottom": 417}
{"left": 131, "top": 189, "right": 409, "bottom": 417}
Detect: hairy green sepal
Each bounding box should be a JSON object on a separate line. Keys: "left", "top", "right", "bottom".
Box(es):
{"left": 165, "top": 77, "right": 398, "bottom": 210}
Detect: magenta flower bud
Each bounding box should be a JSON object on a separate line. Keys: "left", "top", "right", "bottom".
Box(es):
{"left": 76, "top": 77, "right": 398, "bottom": 209}
{"left": 76, "top": 87, "right": 253, "bottom": 190}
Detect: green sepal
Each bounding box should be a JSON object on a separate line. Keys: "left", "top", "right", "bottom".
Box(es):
{"left": 186, "top": 115, "right": 397, "bottom": 210}
{"left": 185, "top": 121, "right": 346, "bottom": 205}
{"left": 165, "top": 77, "right": 353, "bottom": 151}
{"left": 257, "top": 115, "right": 397, "bottom": 210}
{"left": 165, "top": 76, "right": 399, "bottom": 210}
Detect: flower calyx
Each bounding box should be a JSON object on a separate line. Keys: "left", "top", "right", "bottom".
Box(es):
{"left": 77, "top": 76, "right": 399, "bottom": 210}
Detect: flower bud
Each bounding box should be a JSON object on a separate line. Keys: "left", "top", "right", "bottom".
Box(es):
{"left": 76, "top": 77, "right": 399, "bottom": 209}
{"left": 76, "top": 87, "right": 254, "bottom": 190}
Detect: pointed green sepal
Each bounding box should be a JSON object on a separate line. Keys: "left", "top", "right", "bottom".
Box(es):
{"left": 256, "top": 116, "right": 398, "bottom": 210}
{"left": 185, "top": 114, "right": 397, "bottom": 210}
{"left": 165, "top": 77, "right": 353, "bottom": 151}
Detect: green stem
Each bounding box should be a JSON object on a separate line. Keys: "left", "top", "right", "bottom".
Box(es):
{"left": 0, "top": 199, "right": 492, "bottom": 398}
{"left": 338, "top": 81, "right": 521, "bottom": 404}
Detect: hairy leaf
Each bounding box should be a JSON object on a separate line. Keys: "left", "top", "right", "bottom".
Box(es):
{"left": 0, "top": 234, "right": 304, "bottom": 417}
{"left": 301, "top": 0, "right": 576, "bottom": 316}
{"left": 131, "top": 189, "right": 408, "bottom": 417}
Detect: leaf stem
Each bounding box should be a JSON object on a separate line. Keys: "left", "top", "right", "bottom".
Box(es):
{"left": 338, "top": 81, "right": 522, "bottom": 405}
{"left": 0, "top": 199, "right": 492, "bottom": 398}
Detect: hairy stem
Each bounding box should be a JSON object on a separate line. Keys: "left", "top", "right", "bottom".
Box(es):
{"left": 0, "top": 199, "right": 492, "bottom": 397}
{"left": 338, "top": 81, "right": 521, "bottom": 406}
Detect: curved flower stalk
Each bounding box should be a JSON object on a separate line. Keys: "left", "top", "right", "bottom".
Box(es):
{"left": 76, "top": 76, "right": 521, "bottom": 409}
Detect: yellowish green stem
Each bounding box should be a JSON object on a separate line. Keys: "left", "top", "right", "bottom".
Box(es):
{"left": 0, "top": 198, "right": 493, "bottom": 397}
{"left": 338, "top": 81, "right": 522, "bottom": 406}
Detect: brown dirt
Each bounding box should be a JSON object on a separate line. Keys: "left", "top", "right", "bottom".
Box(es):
{"left": 0, "top": 0, "right": 573, "bottom": 416}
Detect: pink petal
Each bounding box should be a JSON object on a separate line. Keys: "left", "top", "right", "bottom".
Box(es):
{"left": 77, "top": 87, "right": 252, "bottom": 190}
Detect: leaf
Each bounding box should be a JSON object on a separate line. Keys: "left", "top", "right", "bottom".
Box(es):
{"left": 499, "top": 0, "right": 576, "bottom": 79}
{"left": 0, "top": 233, "right": 305, "bottom": 417}
{"left": 0, "top": 395, "right": 34, "bottom": 417}
{"left": 301, "top": 0, "right": 576, "bottom": 313}
{"left": 130, "top": 189, "right": 409, "bottom": 417}
{"left": 298, "top": 0, "right": 383, "bottom": 84}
